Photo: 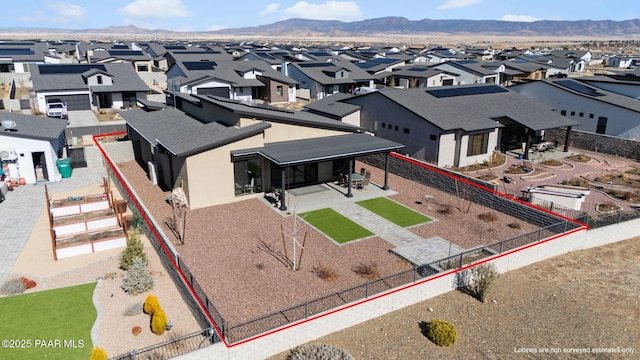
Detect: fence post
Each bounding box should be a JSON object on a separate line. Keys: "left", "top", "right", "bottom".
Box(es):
{"left": 499, "top": 239, "right": 504, "bottom": 253}
{"left": 413, "top": 267, "right": 417, "bottom": 282}
{"left": 537, "top": 228, "right": 542, "bottom": 241}
{"left": 458, "top": 252, "right": 463, "bottom": 268}
{"left": 563, "top": 220, "right": 568, "bottom": 233}
{"left": 365, "top": 282, "right": 369, "bottom": 298}
{"left": 617, "top": 212, "right": 622, "bottom": 224}
{"left": 305, "top": 301, "right": 308, "bottom": 318}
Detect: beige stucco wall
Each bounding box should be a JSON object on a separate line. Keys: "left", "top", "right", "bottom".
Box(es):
{"left": 185, "top": 135, "right": 265, "bottom": 210}
{"left": 263, "top": 122, "right": 349, "bottom": 143}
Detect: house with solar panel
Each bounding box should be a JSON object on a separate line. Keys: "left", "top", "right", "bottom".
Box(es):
{"left": 121, "top": 92, "right": 402, "bottom": 210}
{"left": 389, "top": 65, "right": 459, "bottom": 88}
{"left": 31, "top": 63, "right": 152, "bottom": 113}
{"left": 75, "top": 42, "right": 153, "bottom": 73}
{"left": 165, "top": 59, "right": 298, "bottom": 103}
{"left": 287, "top": 61, "right": 375, "bottom": 99}
{"left": 307, "top": 84, "right": 578, "bottom": 167}
{"left": 431, "top": 60, "right": 500, "bottom": 85}
{"left": 0, "top": 41, "right": 60, "bottom": 73}
{"left": 511, "top": 79, "right": 640, "bottom": 139}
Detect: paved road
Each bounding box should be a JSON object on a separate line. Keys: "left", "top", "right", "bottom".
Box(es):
{"left": 0, "top": 167, "right": 106, "bottom": 285}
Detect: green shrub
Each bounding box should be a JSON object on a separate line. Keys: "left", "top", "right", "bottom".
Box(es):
{"left": 287, "top": 343, "right": 354, "bottom": 360}
{"left": 121, "top": 257, "right": 154, "bottom": 295}
{"left": 144, "top": 293, "right": 160, "bottom": 315}
{"left": 427, "top": 320, "right": 458, "bottom": 347}
{"left": 469, "top": 263, "right": 499, "bottom": 302}
{"left": 0, "top": 278, "right": 26, "bottom": 295}
{"left": 151, "top": 307, "right": 168, "bottom": 335}
{"left": 119, "top": 230, "right": 148, "bottom": 271}
{"left": 477, "top": 212, "right": 498, "bottom": 222}
{"left": 89, "top": 346, "right": 108, "bottom": 360}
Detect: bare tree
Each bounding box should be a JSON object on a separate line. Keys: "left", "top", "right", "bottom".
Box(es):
{"left": 168, "top": 187, "right": 188, "bottom": 244}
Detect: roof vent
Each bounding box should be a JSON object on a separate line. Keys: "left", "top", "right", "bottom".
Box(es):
{"left": 1, "top": 120, "right": 17, "bottom": 131}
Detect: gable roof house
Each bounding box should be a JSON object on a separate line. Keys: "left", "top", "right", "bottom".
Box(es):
{"left": 122, "top": 93, "right": 402, "bottom": 210}
{"left": 165, "top": 60, "right": 298, "bottom": 104}
{"left": 31, "top": 63, "right": 152, "bottom": 113}
{"left": 511, "top": 79, "right": 640, "bottom": 139}
{"left": 431, "top": 60, "right": 500, "bottom": 85}
{"left": 310, "top": 84, "right": 578, "bottom": 167}
{"left": 0, "top": 41, "right": 58, "bottom": 73}
{"left": 389, "top": 65, "right": 459, "bottom": 88}
{"left": 0, "top": 113, "right": 67, "bottom": 184}
{"left": 76, "top": 42, "right": 153, "bottom": 73}
{"left": 576, "top": 73, "right": 640, "bottom": 99}
{"left": 287, "top": 61, "right": 374, "bottom": 99}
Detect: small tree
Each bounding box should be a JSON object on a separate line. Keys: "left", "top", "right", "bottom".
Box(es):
{"left": 287, "top": 343, "right": 354, "bottom": 360}
{"left": 151, "top": 307, "right": 168, "bottom": 335}
{"left": 427, "top": 320, "right": 458, "bottom": 347}
{"left": 121, "top": 257, "right": 154, "bottom": 295}
{"left": 144, "top": 293, "right": 160, "bottom": 315}
{"left": 89, "top": 346, "right": 108, "bottom": 360}
{"left": 469, "top": 263, "right": 499, "bottom": 302}
{"left": 119, "top": 230, "right": 148, "bottom": 270}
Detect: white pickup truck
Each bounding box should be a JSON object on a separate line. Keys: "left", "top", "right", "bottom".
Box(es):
{"left": 46, "top": 99, "right": 67, "bottom": 118}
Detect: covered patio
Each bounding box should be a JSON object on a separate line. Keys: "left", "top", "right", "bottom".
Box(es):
{"left": 232, "top": 133, "right": 404, "bottom": 211}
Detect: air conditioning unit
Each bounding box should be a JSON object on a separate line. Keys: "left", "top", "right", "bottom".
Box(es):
{"left": 147, "top": 161, "right": 158, "bottom": 185}
{"left": 0, "top": 148, "right": 18, "bottom": 161}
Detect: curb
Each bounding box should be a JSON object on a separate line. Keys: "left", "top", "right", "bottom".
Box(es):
{"left": 91, "top": 279, "right": 103, "bottom": 347}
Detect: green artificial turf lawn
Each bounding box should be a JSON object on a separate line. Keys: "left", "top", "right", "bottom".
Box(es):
{"left": 0, "top": 282, "right": 97, "bottom": 360}
{"left": 299, "top": 208, "right": 374, "bottom": 244}
{"left": 356, "top": 197, "right": 432, "bottom": 227}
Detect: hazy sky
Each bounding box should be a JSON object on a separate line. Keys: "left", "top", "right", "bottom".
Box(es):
{"left": 1, "top": 0, "right": 635, "bottom": 31}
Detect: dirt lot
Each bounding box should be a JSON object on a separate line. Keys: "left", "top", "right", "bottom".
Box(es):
{"left": 269, "top": 236, "right": 640, "bottom": 360}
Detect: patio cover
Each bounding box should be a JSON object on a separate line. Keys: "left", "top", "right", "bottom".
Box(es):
{"left": 232, "top": 133, "right": 404, "bottom": 166}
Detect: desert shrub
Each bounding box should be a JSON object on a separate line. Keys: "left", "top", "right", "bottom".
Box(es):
{"left": 123, "top": 302, "right": 144, "bottom": 316}
{"left": 131, "top": 326, "right": 142, "bottom": 336}
{"left": 19, "top": 277, "right": 37, "bottom": 289}
{"left": 144, "top": 293, "right": 160, "bottom": 315}
{"left": 507, "top": 222, "right": 522, "bottom": 229}
{"left": 119, "top": 230, "right": 148, "bottom": 270}
{"left": 477, "top": 212, "right": 498, "bottom": 222}
{"left": 151, "top": 307, "right": 168, "bottom": 335}
{"left": 469, "top": 263, "right": 499, "bottom": 302}
{"left": 0, "top": 278, "right": 26, "bottom": 295}
{"left": 121, "top": 257, "right": 154, "bottom": 295}
{"left": 438, "top": 205, "right": 453, "bottom": 215}
{"left": 312, "top": 263, "right": 338, "bottom": 282}
{"left": 351, "top": 262, "right": 380, "bottom": 280}
{"left": 623, "top": 191, "right": 637, "bottom": 201}
{"left": 427, "top": 320, "right": 458, "bottom": 347}
{"left": 89, "top": 346, "right": 108, "bottom": 360}
{"left": 287, "top": 343, "right": 354, "bottom": 360}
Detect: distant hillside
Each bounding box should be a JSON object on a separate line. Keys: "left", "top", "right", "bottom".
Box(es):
{"left": 213, "top": 17, "right": 640, "bottom": 37}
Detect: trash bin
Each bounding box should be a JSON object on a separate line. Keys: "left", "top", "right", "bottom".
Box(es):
{"left": 56, "top": 158, "right": 72, "bottom": 178}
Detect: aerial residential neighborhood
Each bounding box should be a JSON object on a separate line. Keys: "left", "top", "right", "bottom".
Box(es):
{"left": 0, "top": 2, "right": 639, "bottom": 360}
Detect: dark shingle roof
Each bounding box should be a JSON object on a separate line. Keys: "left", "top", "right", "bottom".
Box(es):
{"left": 0, "top": 112, "right": 67, "bottom": 141}
{"left": 31, "top": 63, "right": 151, "bottom": 93}
{"left": 352, "top": 84, "right": 578, "bottom": 132}
{"left": 305, "top": 93, "right": 361, "bottom": 119}
{"left": 121, "top": 107, "right": 270, "bottom": 157}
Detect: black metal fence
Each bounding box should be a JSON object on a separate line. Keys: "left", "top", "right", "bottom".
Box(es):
{"left": 575, "top": 210, "right": 640, "bottom": 229}
{"left": 109, "top": 328, "right": 217, "bottom": 360}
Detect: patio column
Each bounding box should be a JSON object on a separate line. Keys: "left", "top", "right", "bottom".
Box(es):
{"left": 564, "top": 126, "right": 572, "bottom": 152}
{"left": 523, "top": 130, "right": 532, "bottom": 160}
{"left": 279, "top": 167, "right": 287, "bottom": 211}
{"left": 346, "top": 158, "right": 354, "bottom": 198}
{"left": 382, "top": 153, "right": 390, "bottom": 190}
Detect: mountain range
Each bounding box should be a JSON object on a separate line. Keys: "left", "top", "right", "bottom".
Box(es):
{"left": 1, "top": 17, "right": 640, "bottom": 37}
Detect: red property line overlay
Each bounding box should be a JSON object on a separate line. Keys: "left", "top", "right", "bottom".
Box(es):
{"left": 93, "top": 132, "right": 588, "bottom": 349}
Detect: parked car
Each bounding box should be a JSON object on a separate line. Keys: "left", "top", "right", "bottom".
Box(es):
{"left": 46, "top": 99, "right": 67, "bottom": 118}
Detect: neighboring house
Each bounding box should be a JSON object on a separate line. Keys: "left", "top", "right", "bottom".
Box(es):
{"left": 0, "top": 113, "right": 67, "bottom": 184}
{"left": 77, "top": 42, "right": 153, "bottom": 73}
{"left": 122, "top": 93, "right": 402, "bottom": 210}
{"left": 311, "top": 84, "right": 578, "bottom": 167}
{"left": 0, "top": 41, "right": 59, "bottom": 73}
{"left": 287, "top": 60, "right": 374, "bottom": 99}
{"left": 511, "top": 79, "right": 640, "bottom": 139}
{"left": 576, "top": 74, "right": 640, "bottom": 99}
{"left": 499, "top": 59, "right": 549, "bottom": 86}
{"left": 31, "top": 63, "right": 152, "bottom": 113}
{"left": 165, "top": 60, "right": 298, "bottom": 103}
{"left": 389, "top": 65, "right": 459, "bottom": 88}
{"left": 431, "top": 60, "right": 500, "bottom": 85}
{"left": 605, "top": 56, "right": 640, "bottom": 69}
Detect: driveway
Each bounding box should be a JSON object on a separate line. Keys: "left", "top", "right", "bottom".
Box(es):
{"left": 67, "top": 110, "right": 99, "bottom": 127}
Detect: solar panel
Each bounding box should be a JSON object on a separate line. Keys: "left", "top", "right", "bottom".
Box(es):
{"left": 369, "top": 58, "right": 397, "bottom": 64}
{"left": 38, "top": 64, "right": 107, "bottom": 74}
{"left": 164, "top": 45, "right": 186, "bottom": 50}
{"left": 298, "top": 63, "right": 334, "bottom": 68}
{"left": 108, "top": 50, "right": 144, "bottom": 56}
{"left": 456, "top": 59, "right": 478, "bottom": 64}
{"left": 256, "top": 52, "right": 275, "bottom": 60}
{"left": 0, "top": 48, "right": 35, "bottom": 55}
{"left": 183, "top": 61, "right": 217, "bottom": 70}
{"left": 426, "top": 85, "right": 508, "bottom": 98}
{"left": 355, "top": 62, "right": 378, "bottom": 69}
{"left": 555, "top": 80, "right": 605, "bottom": 97}
{"left": 0, "top": 42, "right": 34, "bottom": 46}
{"left": 308, "top": 51, "right": 330, "bottom": 57}
{"left": 112, "top": 44, "right": 129, "bottom": 49}
{"left": 406, "top": 67, "right": 430, "bottom": 72}
{"left": 512, "top": 59, "right": 529, "bottom": 63}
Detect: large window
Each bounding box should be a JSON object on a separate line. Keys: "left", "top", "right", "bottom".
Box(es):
{"left": 234, "top": 159, "right": 262, "bottom": 196}
{"left": 276, "top": 85, "right": 283, "bottom": 96}
{"left": 467, "top": 133, "right": 489, "bottom": 156}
